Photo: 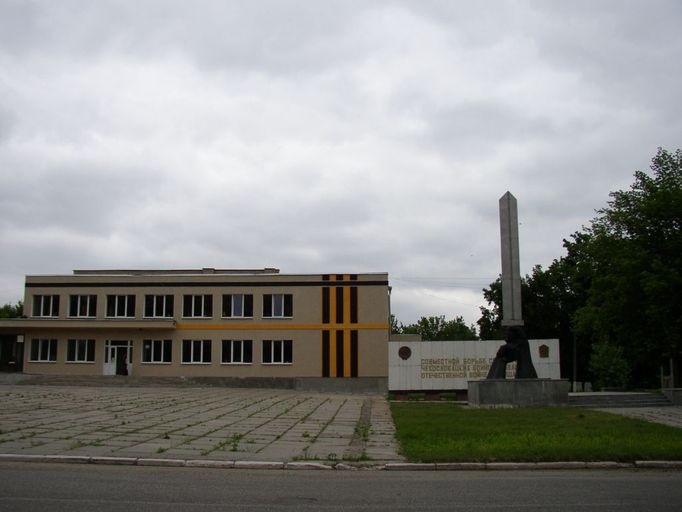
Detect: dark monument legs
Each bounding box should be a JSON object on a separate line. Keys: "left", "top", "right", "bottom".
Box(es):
{"left": 485, "top": 326, "right": 538, "bottom": 379}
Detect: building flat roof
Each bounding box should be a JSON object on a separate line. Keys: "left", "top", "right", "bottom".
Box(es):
{"left": 71, "top": 268, "right": 280, "bottom": 276}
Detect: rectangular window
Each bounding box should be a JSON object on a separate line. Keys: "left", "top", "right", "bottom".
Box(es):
{"left": 66, "top": 339, "right": 95, "bottom": 363}
{"left": 68, "top": 295, "right": 97, "bottom": 318}
{"left": 142, "top": 339, "right": 173, "bottom": 363}
{"left": 182, "top": 295, "right": 213, "bottom": 318}
{"left": 222, "top": 294, "right": 253, "bottom": 318}
{"left": 32, "top": 295, "right": 59, "bottom": 317}
{"left": 221, "top": 340, "right": 253, "bottom": 364}
{"left": 182, "top": 339, "right": 212, "bottom": 363}
{"left": 30, "top": 339, "right": 58, "bottom": 362}
{"left": 262, "top": 340, "right": 293, "bottom": 364}
{"left": 144, "top": 295, "right": 174, "bottom": 318}
{"left": 106, "top": 295, "right": 136, "bottom": 318}
{"left": 262, "top": 294, "right": 293, "bottom": 318}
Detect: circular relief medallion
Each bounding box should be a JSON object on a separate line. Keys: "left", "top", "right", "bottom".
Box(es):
{"left": 398, "top": 346, "right": 412, "bottom": 360}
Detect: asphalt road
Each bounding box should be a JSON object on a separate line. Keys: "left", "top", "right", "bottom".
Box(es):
{"left": 1, "top": 462, "right": 681, "bottom": 511}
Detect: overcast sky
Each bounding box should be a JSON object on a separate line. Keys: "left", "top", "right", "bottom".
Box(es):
{"left": 1, "top": 0, "right": 680, "bottom": 327}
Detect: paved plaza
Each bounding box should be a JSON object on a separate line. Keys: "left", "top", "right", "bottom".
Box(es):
{"left": 0, "top": 385, "right": 403, "bottom": 464}
{"left": 596, "top": 406, "right": 682, "bottom": 429}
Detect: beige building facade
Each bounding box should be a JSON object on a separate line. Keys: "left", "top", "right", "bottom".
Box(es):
{"left": 0, "top": 269, "right": 390, "bottom": 387}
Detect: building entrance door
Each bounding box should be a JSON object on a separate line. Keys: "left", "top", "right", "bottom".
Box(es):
{"left": 0, "top": 335, "right": 24, "bottom": 372}
{"left": 104, "top": 341, "right": 132, "bottom": 376}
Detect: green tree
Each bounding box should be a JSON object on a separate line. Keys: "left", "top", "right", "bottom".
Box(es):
{"left": 0, "top": 301, "right": 23, "bottom": 318}
{"left": 477, "top": 280, "right": 503, "bottom": 340}
{"left": 589, "top": 339, "right": 630, "bottom": 391}
{"left": 400, "top": 315, "right": 478, "bottom": 341}
{"left": 478, "top": 148, "right": 681, "bottom": 387}
{"left": 390, "top": 314, "right": 400, "bottom": 334}
{"left": 570, "top": 147, "right": 682, "bottom": 387}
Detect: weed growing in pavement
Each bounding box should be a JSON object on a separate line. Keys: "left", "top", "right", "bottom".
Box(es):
{"left": 354, "top": 424, "right": 370, "bottom": 442}
{"left": 229, "top": 433, "right": 243, "bottom": 451}
{"left": 343, "top": 451, "right": 371, "bottom": 462}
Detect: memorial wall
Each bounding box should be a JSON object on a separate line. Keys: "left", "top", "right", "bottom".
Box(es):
{"left": 388, "top": 339, "right": 560, "bottom": 391}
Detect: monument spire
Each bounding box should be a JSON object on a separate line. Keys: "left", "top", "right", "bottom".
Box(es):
{"left": 486, "top": 191, "right": 538, "bottom": 380}
{"left": 499, "top": 191, "right": 524, "bottom": 326}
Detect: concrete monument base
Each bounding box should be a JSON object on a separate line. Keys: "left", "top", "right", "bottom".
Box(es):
{"left": 468, "top": 379, "right": 570, "bottom": 408}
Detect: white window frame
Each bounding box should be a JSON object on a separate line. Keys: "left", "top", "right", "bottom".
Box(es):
{"left": 66, "top": 339, "right": 96, "bottom": 363}
{"left": 221, "top": 340, "right": 253, "bottom": 365}
{"left": 68, "top": 295, "right": 97, "bottom": 318}
{"left": 30, "top": 338, "right": 58, "bottom": 362}
{"left": 222, "top": 294, "right": 253, "bottom": 318}
{"left": 263, "top": 294, "right": 293, "bottom": 318}
{"left": 144, "top": 295, "right": 174, "bottom": 318}
{"left": 32, "top": 295, "right": 59, "bottom": 318}
{"left": 262, "top": 339, "right": 293, "bottom": 365}
{"left": 106, "top": 295, "right": 135, "bottom": 318}
{"left": 142, "top": 339, "right": 173, "bottom": 364}
{"left": 182, "top": 339, "right": 212, "bottom": 364}
{"left": 183, "top": 295, "right": 212, "bottom": 318}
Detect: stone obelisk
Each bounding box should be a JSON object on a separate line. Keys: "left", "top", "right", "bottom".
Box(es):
{"left": 499, "top": 192, "right": 524, "bottom": 326}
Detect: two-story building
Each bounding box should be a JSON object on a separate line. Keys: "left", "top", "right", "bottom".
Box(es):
{"left": 0, "top": 269, "right": 391, "bottom": 390}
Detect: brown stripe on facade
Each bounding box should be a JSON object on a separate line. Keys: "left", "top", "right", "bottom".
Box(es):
{"left": 350, "top": 286, "right": 358, "bottom": 324}
{"left": 351, "top": 330, "right": 358, "bottom": 377}
{"left": 322, "top": 330, "right": 330, "bottom": 377}
{"left": 336, "top": 330, "right": 345, "bottom": 377}
{"left": 335, "top": 287, "right": 344, "bottom": 324}
{"left": 322, "top": 287, "right": 330, "bottom": 324}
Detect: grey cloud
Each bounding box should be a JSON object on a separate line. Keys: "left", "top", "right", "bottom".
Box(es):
{"left": 0, "top": 0, "right": 369, "bottom": 73}
{"left": 0, "top": 162, "right": 167, "bottom": 234}
{"left": 417, "top": 102, "right": 555, "bottom": 158}
{"left": 0, "top": 0, "right": 40, "bottom": 55}
{"left": 0, "top": 105, "right": 15, "bottom": 143}
{"left": 0, "top": 1, "right": 680, "bottom": 327}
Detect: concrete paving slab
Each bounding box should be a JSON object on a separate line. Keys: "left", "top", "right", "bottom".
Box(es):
{"left": 0, "top": 384, "right": 403, "bottom": 463}
{"left": 596, "top": 406, "right": 682, "bottom": 429}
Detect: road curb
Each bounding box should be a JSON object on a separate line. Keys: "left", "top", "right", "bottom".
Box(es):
{"left": 286, "top": 462, "right": 333, "bottom": 470}
{"left": 634, "top": 460, "right": 682, "bottom": 469}
{"left": 233, "top": 461, "right": 285, "bottom": 470}
{"left": 1, "top": 454, "right": 681, "bottom": 471}
{"left": 91, "top": 456, "right": 137, "bottom": 465}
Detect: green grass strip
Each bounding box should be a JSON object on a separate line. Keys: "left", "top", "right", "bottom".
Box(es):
{"left": 390, "top": 403, "right": 682, "bottom": 463}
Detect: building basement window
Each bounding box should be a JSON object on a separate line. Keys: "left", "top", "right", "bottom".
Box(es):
{"left": 30, "top": 339, "right": 58, "bottom": 362}
{"left": 142, "top": 339, "right": 172, "bottom": 363}
{"left": 69, "top": 295, "right": 97, "bottom": 318}
{"left": 182, "top": 339, "right": 212, "bottom": 364}
{"left": 222, "top": 340, "right": 252, "bottom": 364}
{"left": 66, "top": 339, "right": 95, "bottom": 363}
{"left": 262, "top": 294, "right": 293, "bottom": 318}
{"left": 222, "top": 294, "right": 253, "bottom": 318}
{"left": 32, "top": 295, "right": 59, "bottom": 317}
{"left": 262, "top": 340, "right": 293, "bottom": 364}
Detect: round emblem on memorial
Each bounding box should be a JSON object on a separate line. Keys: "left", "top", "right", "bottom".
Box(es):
{"left": 398, "top": 346, "right": 412, "bottom": 360}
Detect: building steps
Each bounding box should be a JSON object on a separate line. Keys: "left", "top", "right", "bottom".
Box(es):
{"left": 569, "top": 392, "right": 672, "bottom": 408}
{"left": 1, "top": 373, "right": 387, "bottom": 392}
{"left": 10, "top": 375, "right": 197, "bottom": 387}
